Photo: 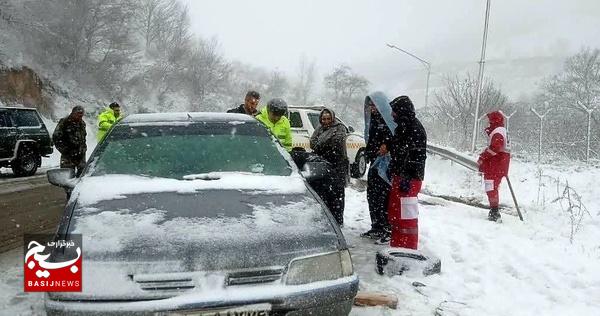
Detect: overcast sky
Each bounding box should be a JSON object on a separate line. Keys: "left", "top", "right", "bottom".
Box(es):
{"left": 183, "top": 0, "right": 600, "bottom": 100}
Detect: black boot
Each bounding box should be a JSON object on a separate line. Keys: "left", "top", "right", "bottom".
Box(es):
{"left": 361, "top": 229, "right": 385, "bottom": 239}
{"left": 488, "top": 208, "right": 501, "bottom": 222}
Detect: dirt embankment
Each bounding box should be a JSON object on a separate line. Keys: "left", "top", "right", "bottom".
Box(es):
{"left": 0, "top": 65, "right": 60, "bottom": 117}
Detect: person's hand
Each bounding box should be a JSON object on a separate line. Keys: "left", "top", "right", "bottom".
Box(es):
{"left": 399, "top": 178, "right": 411, "bottom": 193}
{"left": 477, "top": 158, "right": 483, "bottom": 172}
{"left": 378, "top": 144, "right": 388, "bottom": 156}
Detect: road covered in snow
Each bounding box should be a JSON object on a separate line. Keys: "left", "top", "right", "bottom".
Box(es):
{"left": 1, "top": 155, "right": 599, "bottom": 315}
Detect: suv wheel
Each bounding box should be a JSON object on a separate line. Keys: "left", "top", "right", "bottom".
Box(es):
{"left": 12, "top": 146, "right": 39, "bottom": 177}
{"left": 350, "top": 150, "right": 366, "bottom": 178}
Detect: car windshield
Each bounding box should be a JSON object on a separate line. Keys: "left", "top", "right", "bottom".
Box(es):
{"left": 90, "top": 121, "right": 292, "bottom": 178}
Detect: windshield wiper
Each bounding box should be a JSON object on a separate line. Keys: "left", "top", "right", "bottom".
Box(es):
{"left": 182, "top": 173, "right": 221, "bottom": 181}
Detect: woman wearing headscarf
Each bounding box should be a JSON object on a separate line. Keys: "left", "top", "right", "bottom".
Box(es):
{"left": 310, "top": 108, "right": 348, "bottom": 225}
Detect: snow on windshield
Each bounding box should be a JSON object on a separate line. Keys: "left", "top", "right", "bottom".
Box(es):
{"left": 73, "top": 173, "right": 307, "bottom": 206}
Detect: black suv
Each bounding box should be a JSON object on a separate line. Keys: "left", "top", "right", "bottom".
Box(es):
{"left": 0, "top": 107, "right": 53, "bottom": 176}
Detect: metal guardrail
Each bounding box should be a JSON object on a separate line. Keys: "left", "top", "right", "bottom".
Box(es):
{"left": 426, "top": 143, "right": 523, "bottom": 221}
{"left": 426, "top": 144, "right": 479, "bottom": 171}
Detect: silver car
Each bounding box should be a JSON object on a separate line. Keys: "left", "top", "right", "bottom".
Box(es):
{"left": 46, "top": 113, "right": 358, "bottom": 316}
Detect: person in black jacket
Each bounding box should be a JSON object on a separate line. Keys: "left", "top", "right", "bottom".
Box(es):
{"left": 385, "top": 95, "right": 427, "bottom": 249}
{"left": 361, "top": 95, "right": 394, "bottom": 239}
{"left": 310, "top": 108, "right": 348, "bottom": 225}
{"left": 226, "top": 90, "right": 260, "bottom": 115}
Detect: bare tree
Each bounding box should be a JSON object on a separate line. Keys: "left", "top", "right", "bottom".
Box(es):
{"left": 324, "top": 64, "right": 351, "bottom": 103}
{"left": 542, "top": 48, "right": 600, "bottom": 161}
{"left": 293, "top": 54, "right": 316, "bottom": 105}
{"left": 132, "top": 0, "right": 179, "bottom": 52}
{"left": 184, "top": 37, "right": 230, "bottom": 111}
{"left": 323, "top": 64, "right": 369, "bottom": 117}
{"left": 434, "top": 73, "right": 508, "bottom": 149}
{"left": 265, "top": 70, "right": 289, "bottom": 100}
{"left": 544, "top": 48, "right": 600, "bottom": 123}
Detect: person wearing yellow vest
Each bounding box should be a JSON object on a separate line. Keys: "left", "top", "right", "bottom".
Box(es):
{"left": 97, "top": 102, "right": 121, "bottom": 142}
{"left": 255, "top": 98, "right": 292, "bottom": 152}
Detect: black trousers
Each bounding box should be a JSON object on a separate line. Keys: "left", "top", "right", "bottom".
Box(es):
{"left": 312, "top": 180, "right": 345, "bottom": 225}
{"left": 367, "top": 167, "right": 391, "bottom": 232}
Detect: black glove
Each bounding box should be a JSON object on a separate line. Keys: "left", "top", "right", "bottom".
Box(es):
{"left": 399, "top": 178, "right": 411, "bottom": 193}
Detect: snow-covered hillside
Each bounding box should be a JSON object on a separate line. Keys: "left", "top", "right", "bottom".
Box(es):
{"left": 1, "top": 155, "right": 599, "bottom": 315}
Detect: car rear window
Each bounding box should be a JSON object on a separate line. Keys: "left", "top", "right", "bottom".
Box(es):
{"left": 15, "top": 110, "right": 40, "bottom": 127}
{"left": 289, "top": 111, "right": 303, "bottom": 128}
{"left": 91, "top": 121, "right": 293, "bottom": 178}
{"left": 0, "top": 111, "right": 10, "bottom": 127}
{"left": 307, "top": 112, "right": 320, "bottom": 129}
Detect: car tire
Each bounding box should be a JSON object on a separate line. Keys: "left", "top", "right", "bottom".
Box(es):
{"left": 12, "top": 146, "right": 39, "bottom": 177}
{"left": 350, "top": 149, "right": 366, "bottom": 178}
{"left": 376, "top": 248, "right": 441, "bottom": 276}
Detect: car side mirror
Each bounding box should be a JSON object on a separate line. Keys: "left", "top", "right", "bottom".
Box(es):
{"left": 47, "top": 168, "right": 76, "bottom": 189}
{"left": 300, "top": 161, "right": 329, "bottom": 181}
{"left": 348, "top": 126, "right": 355, "bottom": 133}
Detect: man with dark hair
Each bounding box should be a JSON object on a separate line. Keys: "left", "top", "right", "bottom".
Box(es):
{"left": 97, "top": 102, "right": 121, "bottom": 142}
{"left": 227, "top": 90, "right": 260, "bottom": 116}
{"left": 386, "top": 95, "right": 427, "bottom": 249}
{"left": 53, "top": 106, "right": 87, "bottom": 177}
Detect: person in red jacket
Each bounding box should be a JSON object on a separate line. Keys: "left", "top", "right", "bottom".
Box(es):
{"left": 478, "top": 111, "right": 510, "bottom": 222}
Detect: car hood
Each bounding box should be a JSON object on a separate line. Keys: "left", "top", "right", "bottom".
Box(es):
{"left": 51, "top": 190, "right": 342, "bottom": 300}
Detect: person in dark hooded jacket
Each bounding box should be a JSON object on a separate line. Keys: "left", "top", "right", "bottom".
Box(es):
{"left": 310, "top": 108, "right": 348, "bottom": 225}
{"left": 478, "top": 111, "right": 510, "bottom": 222}
{"left": 386, "top": 95, "right": 427, "bottom": 249}
{"left": 361, "top": 93, "right": 395, "bottom": 240}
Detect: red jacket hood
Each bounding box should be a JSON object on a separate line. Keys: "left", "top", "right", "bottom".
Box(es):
{"left": 486, "top": 111, "right": 504, "bottom": 135}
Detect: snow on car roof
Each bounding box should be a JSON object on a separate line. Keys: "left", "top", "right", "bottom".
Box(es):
{"left": 288, "top": 105, "right": 327, "bottom": 111}
{"left": 121, "top": 112, "right": 257, "bottom": 124}
{"left": 0, "top": 106, "right": 38, "bottom": 110}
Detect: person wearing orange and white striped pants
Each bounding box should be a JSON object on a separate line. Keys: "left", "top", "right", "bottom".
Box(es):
{"left": 385, "top": 95, "right": 427, "bottom": 249}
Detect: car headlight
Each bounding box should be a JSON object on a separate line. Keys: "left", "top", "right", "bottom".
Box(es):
{"left": 284, "top": 250, "right": 354, "bottom": 285}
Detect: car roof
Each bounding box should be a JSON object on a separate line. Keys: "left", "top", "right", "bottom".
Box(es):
{"left": 120, "top": 112, "right": 258, "bottom": 124}
{"left": 288, "top": 105, "right": 327, "bottom": 111}
{"left": 0, "top": 106, "right": 38, "bottom": 111}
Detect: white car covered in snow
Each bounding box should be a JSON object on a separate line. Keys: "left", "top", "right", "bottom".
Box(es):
{"left": 288, "top": 106, "right": 367, "bottom": 178}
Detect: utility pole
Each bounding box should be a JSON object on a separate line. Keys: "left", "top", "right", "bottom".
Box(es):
{"left": 444, "top": 112, "right": 457, "bottom": 145}
{"left": 386, "top": 43, "right": 431, "bottom": 107}
{"left": 470, "top": 0, "right": 492, "bottom": 152}
{"left": 472, "top": 112, "right": 487, "bottom": 148}
{"left": 531, "top": 108, "right": 552, "bottom": 163}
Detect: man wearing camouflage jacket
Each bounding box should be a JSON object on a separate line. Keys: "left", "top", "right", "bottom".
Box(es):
{"left": 53, "top": 106, "right": 87, "bottom": 177}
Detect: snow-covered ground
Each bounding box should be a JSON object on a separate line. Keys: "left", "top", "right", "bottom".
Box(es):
{"left": 1, "top": 155, "right": 599, "bottom": 315}
{"left": 347, "top": 157, "right": 600, "bottom": 315}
